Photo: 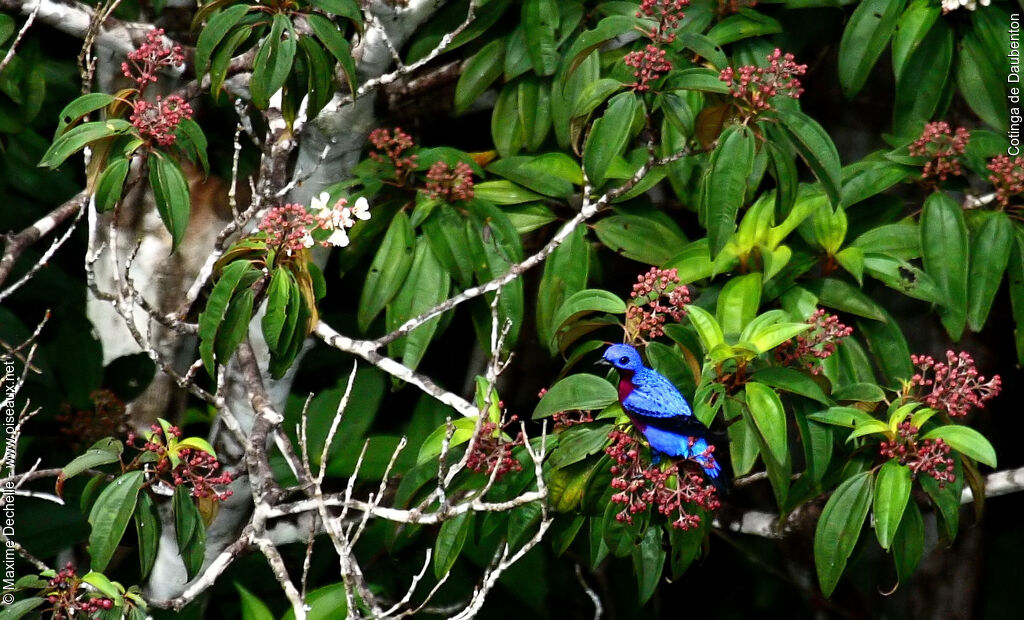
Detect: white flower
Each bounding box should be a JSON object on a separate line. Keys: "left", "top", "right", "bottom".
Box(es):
{"left": 300, "top": 232, "right": 315, "bottom": 249}
{"left": 311, "top": 191, "right": 331, "bottom": 213}
{"left": 942, "top": 0, "right": 989, "bottom": 11}
{"left": 326, "top": 228, "right": 350, "bottom": 248}
{"left": 350, "top": 196, "right": 371, "bottom": 221}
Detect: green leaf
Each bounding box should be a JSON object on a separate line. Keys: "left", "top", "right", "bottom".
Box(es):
{"left": 307, "top": 14, "right": 358, "bottom": 97}
{"left": 923, "top": 425, "right": 997, "bottom": 468}
{"left": 0, "top": 598, "right": 45, "bottom": 620}
{"left": 838, "top": 0, "right": 904, "bottom": 97}
{"left": 434, "top": 513, "right": 473, "bottom": 578}
{"left": 472, "top": 180, "right": 543, "bottom": 204}
{"left": 235, "top": 583, "right": 275, "bottom": 620}
{"left": 705, "top": 124, "right": 755, "bottom": 256}
{"left": 892, "top": 0, "right": 939, "bottom": 81}
{"left": 840, "top": 160, "right": 915, "bottom": 208}
{"left": 88, "top": 470, "right": 144, "bottom": 572}
{"left": 666, "top": 67, "right": 730, "bottom": 94}
{"left": 1009, "top": 229, "right": 1024, "bottom": 364}
{"left": 416, "top": 417, "right": 479, "bottom": 465}
{"left": 251, "top": 14, "right": 297, "bottom": 109}
{"left": 550, "top": 288, "right": 626, "bottom": 344}
{"left": 173, "top": 485, "right": 206, "bottom": 580}
{"left": 537, "top": 226, "right": 588, "bottom": 347}
{"left": 716, "top": 273, "right": 761, "bottom": 335}
{"left": 920, "top": 191, "right": 969, "bottom": 340}
{"left": 805, "top": 278, "right": 887, "bottom": 321}
{"left": 215, "top": 288, "right": 254, "bottom": 363}
{"left": 358, "top": 211, "right": 415, "bottom": 332}
{"left": 967, "top": 211, "right": 1013, "bottom": 332}
{"left": 892, "top": 500, "right": 924, "bottom": 585}
{"left": 309, "top": 0, "right": 362, "bottom": 24}
{"left": 522, "top": 0, "right": 559, "bottom": 75}
{"left": 749, "top": 367, "right": 830, "bottom": 404}
{"left": 744, "top": 382, "right": 787, "bottom": 463}
{"left": 809, "top": 406, "right": 882, "bottom": 428}
{"left": 61, "top": 441, "right": 123, "bottom": 480}
{"left": 831, "top": 383, "right": 886, "bottom": 403}
{"left": 194, "top": 5, "right": 250, "bottom": 76}
{"left": 281, "top": 583, "right": 348, "bottom": 620}
{"left": 504, "top": 26, "right": 531, "bottom": 80}
{"left": 533, "top": 374, "right": 617, "bottom": 419}
{"left": 725, "top": 399, "right": 759, "bottom": 476}
{"left": 632, "top": 524, "right": 666, "bottom": 606}
{"left": 548, "top": 422, "right": 614, "bottom": 469}
{"left": 80, "top": 571, "right": 122, "bottom": 603}
{"left": 55, "top": 93, "right": 116, "bottom": 136}
{"left": 94, "top": 156, "right": 130, "bottom": 213}
{"left": 454, "top": 38, "right": 505, "bottom": 115}
{"left": 563, "top": 16, "right": 636, "bottom": 80}
{"left": 706, "top": 9, "right": 782, "bottom": 45}
{"left": 685, "top": 305, "right": 725, "bottom": 353}
{"left": 775, "top": 109, "right": 842, "bottom": 207}
{"left": 210, "top": 26, "right": 252, "bottom": 96}
{"left": 148, "top": 152, "right": 192, "bottom": 251}
{"left": 571, "top": 78, "right": 624, "bottom": 121}
{"left": 134, "top": 492, "right": 160, "bottom": 579}
{"left": 593, "top": 214, "right": 687, "bottom": 265}
{"left": 814, "top": 471, "right": 873, "bottom": 597}
{"left": 386, "top": 239, "right": 451, "bottom": 372}
{"left": 893, "top": 19, "right": 952, "bottom": 138}
{"left": 749, "top": 322, "right": 811, "bottom": 355}
{"left": 39, "top": 120, "right": 131, "bottom": 169}
{"left": 261, "top": 268, "right": 291, "bottom": 353}
{"left": 518, "top": 77, "right": 552, "bottom": 153}
{"left": 492, "top": 83, "right": 524, "bottom": 158}
{"left": 873, "top": 460, "right": 911, "bottom": 550}
{"left": 198, "top": 260, "right": 253, "bottom": 376}
{"left": 583, "top": 91, "right": 638, "bottom": 187}
{"left": 957, "top": 33, "right": 1008, "bottom": 132}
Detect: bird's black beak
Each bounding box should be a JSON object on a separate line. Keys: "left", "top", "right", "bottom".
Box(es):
{"left": 594, "top": 358, "right": 612, "bottom": 366}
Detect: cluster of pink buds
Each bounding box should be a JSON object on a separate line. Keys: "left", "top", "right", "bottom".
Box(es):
{"left": 626, "top": 267, "right": 691, "bottom": 341}
{"left": 259, "top": 195, "right": 372, "bottom": 256}
{"left": 605, "top": 428, "right": 719, "bottom": 530}
{"left": 879, "top": 418, "right": 955, "bottom": 487}
{"left": 908, "top": 122, "right": 970, "bottom": 182}
{"left": 909, "top": 350, "right": 1001, "bottom": 418}
{"left": 624, "top": 0, "right": 689, "bottom": 91}
{"left": 465, "top": 416, "right": 525, "bottom": 479}
{"left": 986, "top": 154, "right": 1024, "bottom": 207}
{"left": 259, "top": 204, "right": 316, "bottom": 256}
{"left": 719, "top": 49, "right": 807, "bottom": 112}
{"left": 424, "top": 161, "right": 475, "bottom": 202}
{"left": 776, "top": 309, "right": 853, "bottom": 374}
{"left": 121, "top": 28, "right": 184, "bottom": 91}
{"left": 45, "top": 563, "right": 114, "bottom": 618}
{"left": 369, "top": 127, "right": 419, "bottom": 180}
{"left": 716, "top": 0, "right": 758, "bottom": 15}
{"left": 58, "top": 389, "right": 128, "bottom": 450}
{"left": 127, "top": 424, "right": 233, "bottom": 501}
{"left": 130, "top": 95, "right": 192, "bottom": 146}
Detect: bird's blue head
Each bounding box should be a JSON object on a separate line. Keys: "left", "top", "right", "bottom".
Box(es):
{"left": 601, "top": 344, "right": 645, "bottom": 372}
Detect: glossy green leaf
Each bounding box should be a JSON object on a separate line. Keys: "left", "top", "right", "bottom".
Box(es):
{"left": 492, "top": 83, "right": 524, "bottom": 157}
{"left": 358, "top": 211, "right": 415, "bottom": 332}
{"left": 88, "top": 470, "right": 144, "bottom": 572}
{"left": 583, "top": 91, "right": 638, "bottom": 187}
{"left": 632, "top": 524, "right": 666, "bottom": 606}
{"left": 706, "top": 10, "right": 782, "bottom": 45}
{"left": 61, "top": 439, "right": 123, "bottom": 481}
{"left": 838, "top": 0, "right": 904, "bottom": 97}
{"left": 55, "top": 92, "right": 116, "bottom": 136}
{"left": 281, "top": 583, "right": 348, "bottom": 620}
{"left": 873, "top": 460, "right": 911, "bottom": 550}
{"left": 210, "top": 26, "right": 252, "bottom": 96}
{"left": 716, "top": 273, "right": 761, "bottom": 335}
{"left": 472, "top": 180, "right": 543, "bottom": 204}
{"left": 194, "top": 5, "right": 250, "bottom": 76}
{"left": 744, "top": 382, "right": 787, "bottom": 463}
{"left": 893, "top": 19, "right": 952, "bottom": 138}
{"left": 522, "top": 0, "right": 559, "bottom": 76}
{"left": 309, "top": 0, "right": 362, "bottom": 24}
{"left": 892, "top": 499, "right": 924, "bottom": 585}
{"left": 455, "top": 38, "right": 505, "bottom": 115}
{"left": 967, "top": 211, "right": 1013, "bottom": 332}
{"left": 667, "top": 67, "right": 730, "bottom": 94}
{"left": 775, "top": 109, "right": 842, "bottom": 207}
{"left": 705, "top": 124, "right": 755, "bottom": 256}
{"left": 814, "top": 471, "right": 873, "bottom": 597}
{"left": 134, "top": 491, "right": 160, "bottom": 579}
{"left": 725, "top": 399, "right": 759, "bottom": 476}
{"left": 957, "top": 33, "right": 1008, "bottom": 132}
{"left": 550, "top": 288, "right": 626, "bottom": 344}
{"left": 805, "top": 278, "right": 887, "bottom": 321}
{"left": 148, "top": 152, "right": 191, "bottom": 251}
{"left": 39, "top": 120, "right": 130, "bottom": 169}
{"left": 235, "top": 583, "right": 274, "bottom": 620}
{"left": 519, "top": 77, "right": 553, "bottom": 153}
{"left": 533, "top": 374, "right": 617, "bottom": 419}
{"left": 537, "top": 225, "right": 588, "bottom": 347}
{"left": 563, "top": 16, "right": 635, "bottom": 80}
{"left": 416, "top": 417, "right": 479, "bottom": 465}
{"left": 923, "top": 425, "right": 997, "bottom": 468}
{"left": 386, "top": 239, "right": 451, "bottom": 372}
{"left": 251, "top": 15, "right": 297, "bottom": 109}
{"left": 215, "top": 288, "right": 254, "bottom": 364}
{"left": 435, "top": 512, "right": 473, "bottom": 578}
{"left": 685, "top": 305, "right": 725, "bottom": 353}
{"left": 593, "top": 214, "right": 686, "bottom": 265}
{"left": 173, "top": 485, "right": 206, "bottom": 580}
{"left": 198, "top": 260, "right": 253, "bottom": 376}
{"left": 920, "top": 191, "right": 969, "bottom": 340}
{"left": 892, "top": 0, "right": 939, "bottom": 81}
{"left": 261, "top": 268, "right": 291, "bottom": 353}
{"left": 307, "top": 14, "right": 357, "bottom": 97}
{"left": 749, "top": 367, "right": 830, "bottom": 404}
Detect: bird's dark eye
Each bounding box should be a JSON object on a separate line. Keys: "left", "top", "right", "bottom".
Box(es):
{"left": 619, "top": 356, "right": 629, "bottom": 364}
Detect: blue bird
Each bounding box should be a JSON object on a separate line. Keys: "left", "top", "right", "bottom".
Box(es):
{"left": 598, "top": 343, "right": 721, "bottom": 480}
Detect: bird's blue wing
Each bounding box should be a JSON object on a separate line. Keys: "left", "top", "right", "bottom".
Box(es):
{"left": 622, "top": 368, "right": 693, "bottom": 418}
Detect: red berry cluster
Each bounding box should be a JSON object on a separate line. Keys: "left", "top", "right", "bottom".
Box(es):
{"left": 58, "top": 389, "right": 128, "bottom": 450}
{"left": 719, "top": 48, "right": 806, "bottom": 113}
{"left": 910, "top": 350, "right": 1002, "bottom": 418}
{"left": 368, "top": 127, "right": 419, "bottom": 180}
{"left": 424, "top": 161, "right": 475, "bottom": 202}
{"left": 624, "top": 0, "right": 689, "bottom": 91}
{"left": 776, "top": 308, "right": 853, "bottom": 375}
{"left": 465, "top": 417, "right": 525, "bottom": 479}
{"left": 605, "top": 429, "right": 719, "bottom": 530}
{"left": 551, "top": 409, "right": 595, "bottom": 431}
{"left": 130, "top": 95, "right": 193, "bottom": 146}
{"left": 716, "top": 0, "right": 758, "bottom": 15}
{"left": 120, "top": 29, "right": 184, "bottom": 90}
{"left": 127, "top": 424, "right": 233, "bottom": 501}
{"left": 908, "top": 122, "right": 970, "bottom": 182}
{"left": 45, "top": 563, "right": 114, "bottom": 619}
{"left": 879, "top": 419, "right": 955, "bottom": 487}
{"left": 258, "top": 203, "right": 316, "bottom": 256}
{"left": 626, "top": 267, "right": 691, "bottom": 341}
{"left": 986, "top": 154, "right": 1024, "bottom": 207}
